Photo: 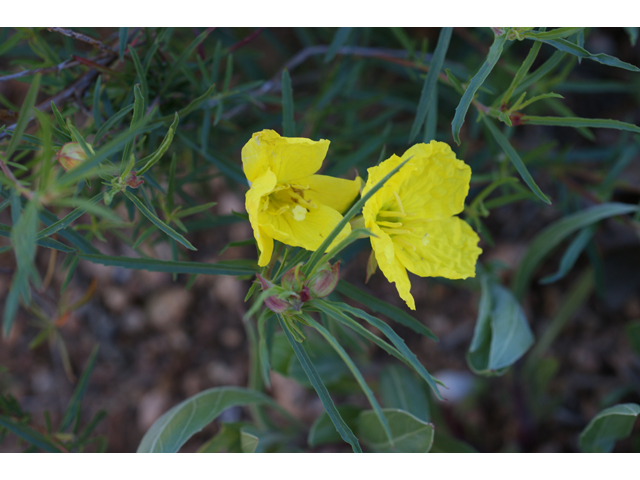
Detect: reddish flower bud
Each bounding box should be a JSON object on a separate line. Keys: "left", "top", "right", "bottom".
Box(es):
{"left": 57, "top": 142, "right": 90, "bottom": 171}
{"left": 256, "top": 274, "right": 291, "bottom": 314}
{"left": 308, "top": 261, "right": 340, "bottom": 299}
{"left": 123, "top": 171, "right": 144, "bottom": 188}
{"left": 281, "top": 264, "right": 305, "bottom": 291}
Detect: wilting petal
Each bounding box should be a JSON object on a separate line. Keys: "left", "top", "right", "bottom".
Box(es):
{"left": 246, "top": 170, "right": 277, "bottom": 266}
{"left": 302, "top": 174, "right": 361, "bottom": 213}
{"left": 260, "top": 204, "right": 351, "bottom": 253}
{"left": 395, "top": 217, "right": 482, "bottom": 279}
{"left": 241, "top": 129, "right": 329, "bottom": 185}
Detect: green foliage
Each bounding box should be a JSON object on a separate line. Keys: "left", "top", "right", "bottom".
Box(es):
{"left": 579, "top": 404, "right": 640, "bottom": 453}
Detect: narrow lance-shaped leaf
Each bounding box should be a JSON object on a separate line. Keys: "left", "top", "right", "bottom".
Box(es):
{"left": 579, "top": 403, "right": 640, "bottom": 453}
{"left": 512, "top": 203, "right": 639, "bottom": 299}
{"left": 278, "top": 315, "right": 362, "bottom": 453}
{"left": 300, "top": 313, "right": 394, "bottom": 447}
{"left": 521, "top": 115, "right": 640, "bottom": 134}
{"left": 5, "top": 73, "right": 40, "bottom": 160}
{"left": 451, "top": 33, "right": 507, "bottom": 144}
{"left": 409, "top": 27, "right": 452, "bottom": 143}
{"left": 281, "top": 69, "right": 295, "bottom": 136}
{"left": 136, "top": 113, "right": 179, "bottom": 175}
{"left": 123, "top": 190, "right": 196, "bottom": 251}
{"left": 76, "top": 252, "right": 258, "bottom": 276}
{"left": 533, "top": 37, "right": 640, "bottom": 72}
{"left": 482, "top": 116, "right": 551, "bottom": 204}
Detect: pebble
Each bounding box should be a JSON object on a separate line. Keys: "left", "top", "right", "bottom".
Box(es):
{"left": 137, "top": 389, "right": 171, "bottom": 431}
{"left": 146, "top": 288, "right": 193, "bottom": 331}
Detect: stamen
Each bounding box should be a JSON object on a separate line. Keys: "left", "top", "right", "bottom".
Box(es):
{"left": 380, "top": 227, "right": 413, "bottom": 235}
{"left": 377, "top": 221, "right": 404, "bottom": 228}
{"left": 393, "top": 191, "right": 405, "bottom": 215}
{"left": 274, "top": 205, "right": 290, "bottom": 216}
{"left": 394, "top": 236, "right": 416, "bottom": 251}
{"left": 377, "top": 210, "right": 408, "bottom": 218}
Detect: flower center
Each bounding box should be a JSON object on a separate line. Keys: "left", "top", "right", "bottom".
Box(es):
{"left": 375, "top": 191, "right": 419, "bottom": 250}
{"left": 261, "top": 183, "right": 316, "bottom": 222}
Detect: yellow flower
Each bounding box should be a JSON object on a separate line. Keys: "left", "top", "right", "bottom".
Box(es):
{"left": 362, "top": 141, "right": 482, "bottom": 310}
{"left": 242, "top": 129, "right": 360, "bottom": 267}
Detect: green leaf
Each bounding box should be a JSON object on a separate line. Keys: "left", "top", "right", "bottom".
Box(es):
{"left": 123, "top": 190, "right": 196, "bottom": 251}
{"left": 281, "top": 69, "right": 295, "bottom": 137}
{"left": 330, "top": 301, "right": 442, "bottom": 398}
{"left": 36, "top": 194, "right": 102, "bottom": 239}
{"left": 93, "top": 104, "right": 134, "bottom": 145}
{"left": 409, "top": 27, "right": 452, "bottom": 143}
{"left": 540, "top": 227, "right": 595, "bottom": 284}
{"left": 161, "top": 28, "right": 212, "bottom": 94}
{"left": 624, "top": 27, "right": 638, "bottom": 46}
{"left": 240, "top": 429, "right": 259, "bottom": 453}
{"left": 482, "top": 117, "right": 551, "bottom": 204}
{"left": 535, "top": 37, "right": 640, "bottom": 72}
{"left": 136, "top": 113, "right": 179, "bottom": 176}
{"left": 522, "top": 115, "right": 640, "bottom": 134}
{"left": 60, "top": 345, "right": 99, "bottom": 432}
{"left": 512, "top": 203, "right": 639, "bottom": 299}
{"left": 76, "top": 252, "right": 258, "bottom": 276}
{"left": 118, "top": 28, "right": 128, "bottom": 61}
{"left": 5, "top": 73, "right": 40, "bottom": 160}
{"left": 301, "top": 313, "right": 394, "bottom": 447}
{"left": 121, "top": 85, "right": 145, "bottom": 173}
{"left": 357, "top": 408, "right": 434, "bottom": 453}
{"left": 278, "top": 314, "right": 362, "bottom": 453}
{"left": 525, "top": 28, "right": 584, "bottom": 41}
{"left": 324, "top": 28, "right": 352, "bottom": 63}
{"left": 336, "top": 280, "right": 437, "bottom": 340}
{"left": 380, "top": 364, "right": 430, "bottom": 422}
{"left": 197, "top": 422, "right": 247, "bottom": 453}
{"left": 579, "top": 403, "right": 640, "bottom": 453}
{"left": 452, "top": 33, "right": 507, "bottom": 144}
{"left": 501, "top": 41, "right": 542, "bottom": 106}
{"left": 137, "top": 387, "right": 286, "bottom": 452}
{"left": 308, "top": 405, "right": 362, "bottom": 447}
{"left": 0, "top": 415, "right": 63, "bottom": 452}
{"left": 92, "top": 75, "right": 103, "bottom": 130}
{"left": 0, "top": 223, "right": 75, "bottom": 253}
{"left": 129, "top": 47, "right": 148, "bottom": 103}
{"left": 468, "top": 276, "right": 534, "bottom": 375}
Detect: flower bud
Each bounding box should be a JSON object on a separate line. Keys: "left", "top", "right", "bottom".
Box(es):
{"left": 281, "top": 264, "right": 305, "bottom": 291}
{"left": 308, "top": 261, "right": 340, "bottom": 299}
{"left": 256, "top": 274, "right": 291, "bottom": 314}
{"left": 123, "top": 171, "right": 144, "bottom": 188}
{"left": 57, "top": 142, "right": 91, "bottom": 171}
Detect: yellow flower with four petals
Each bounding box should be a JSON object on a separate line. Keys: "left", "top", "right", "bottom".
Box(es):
{"left": 242, "top": 130, "right": 360, "bottom": 266}
{"left": 362, "top": 141, "right": 482, "bottom": 310}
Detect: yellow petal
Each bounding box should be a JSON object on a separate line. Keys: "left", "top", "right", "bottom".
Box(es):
{"left": 301, "top": 174, "right": 361, "bottom": 213}
{"left": 241, "top": 129, "right": 329, "bottom": 185}
{"left": 260, "top": 204, "right": 351, "bottom": 253}
{"left": 245, "top": 170, "right": 277, "bottom": 266}
{"left": 395, "top": 217, "right": 482, "bottom": 279}
{"left": 398, "top": 141, "right": 471, "bottom": 220}
{"left": 368, "top": 221, "right": 416, "bottom": 310}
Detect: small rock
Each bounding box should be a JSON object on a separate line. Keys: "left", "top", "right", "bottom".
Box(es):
{"left": 218, "top": 326, "right": 244, "bottom": 349}
{"left": 147, "top": 288, "right": 193, "bottom": 331}
{"left": 206, "top": 361, "right": 242, "bottom": 386}
{"left": 137, "top": 389, "right": 171, "bottom": 431}
{"left": 31, "top": 368, "right": 54, "bottom": 394}
{"left": 212, "top": 276, "right": 244, "bottom": 310}
{"left": 122, "top": 308, "right": 146, "bottom": 334}
{"left": 102, "top": 286, "right": 129, "bottom": 313}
